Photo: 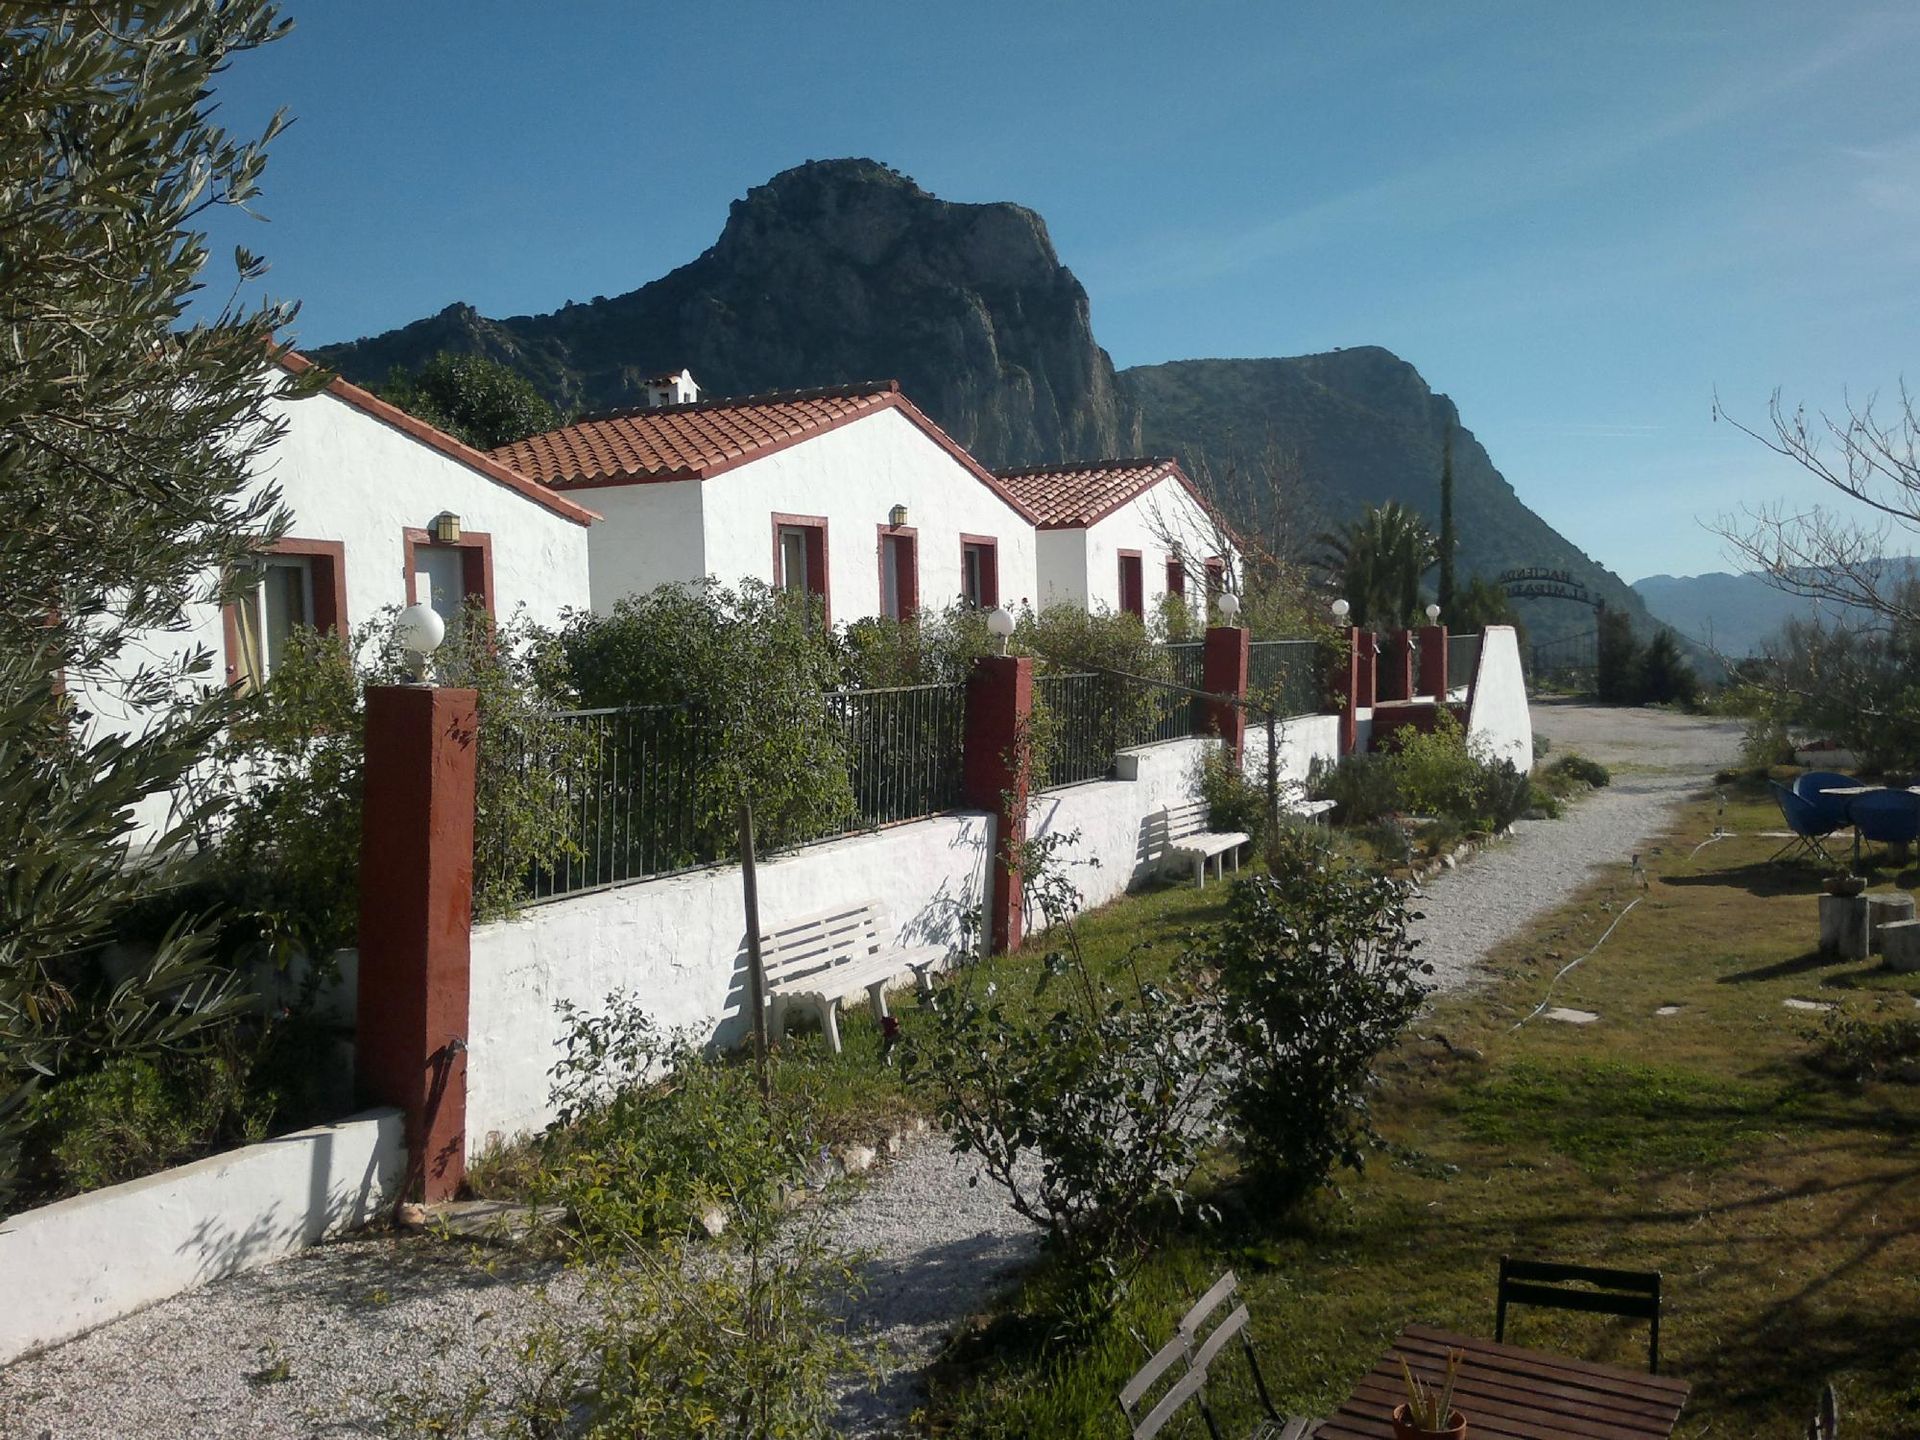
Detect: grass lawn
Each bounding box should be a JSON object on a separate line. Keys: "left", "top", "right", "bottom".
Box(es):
{"left": 917, "top": 781, "right": 1920, "bottom": 1438}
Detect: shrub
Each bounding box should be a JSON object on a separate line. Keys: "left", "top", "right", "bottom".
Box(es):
{"left": 1309, "top": 751, "right": 1399, "bottom": 825}
{"left": 1197, "top": 856, "right": 1430, "bottom": 1204}
{"left": 1382, "top": 711, "right": 1481, "bottom": 818}
{"left": 837, "top": 601, "right": 993, "bottom": 688}
{"left": 534, "top": 996, "right": 811, "bottom": 1251}
{"left": 1545, "top": 753, "right": 1611, "bottom": 790}
{"left": 1197, "top": 744, "right": 1266, "bottom": 851}
{"left": 1807, "top": 1011, "right": 1920, "bottom": 1085}
{"left": 1478, "top": 758, "right": 1534, "bottom": 831}
{"left": 903, "top": 831, "right": 1227, "bottom": 1310}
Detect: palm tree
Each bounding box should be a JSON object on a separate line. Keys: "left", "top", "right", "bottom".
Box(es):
{"left": 1318, "top": 502, "right": 1437, "bottom": 628}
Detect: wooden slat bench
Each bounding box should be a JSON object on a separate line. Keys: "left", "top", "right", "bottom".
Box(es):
{"left": 1117, "top": 1269, "right": 1313, "bottom": 1440}
{"left": 761, "top": 899, "right": 948, "bottom": 1054}
{"left": 1159, "top": 798, "right": 1251, "bottom": 889}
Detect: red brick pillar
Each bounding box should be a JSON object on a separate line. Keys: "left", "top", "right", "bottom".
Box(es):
{"left": 1383, "top": 629, "right": 1415, "bottom": 702}
{"left": 963, "top": 654, "right": 1034, "bottom": 955}
{"left": 1417, "top": 624, "right": 1448, "bottom": 698}
{"left": 1338, "top": 628, "right": 1375, "bottom": 756}
{"left": 1202, "top": 624, "right": 1250, "bottom": 761}
{"left": 356, "top": 685, "right": 477, "bottom": 1204}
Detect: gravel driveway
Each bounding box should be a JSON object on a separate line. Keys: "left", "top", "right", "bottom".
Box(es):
{"left": 0, "top": 704, "right": 1743, "bottom": 1440}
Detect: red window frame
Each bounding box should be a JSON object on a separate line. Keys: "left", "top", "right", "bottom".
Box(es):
{"left": 1165, "top": 557, "right": 1186, "bottom": 602}
{"left": 772, "top": 512, "right": 830, "bottom": 623}
{"left": 959, "top": 534, "right": 1000, "bottom": 610}
{"left": 403, "top": 527, "right": 495, "bottom": 619}
{"left": 876, "top": 523, "right": 920, "bottom": 621}
{"left": 221, "top": 537, "right": 349, "bottom": 687}
{"left": 1204, "top": 555, "right": 1227, "bottom": 604}
{"left": 1118, "top": 549, "right": 1145, "bottom": 619}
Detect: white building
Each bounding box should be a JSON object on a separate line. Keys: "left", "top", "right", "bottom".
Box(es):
{"left": 492, "top": 381, "right": 1043, "bottom": 622}
{"left": 80, "top": 350, "right": 597, "bottom": 755}
{"left": 995, "top": 458, "right": 1235, "bottom": 618}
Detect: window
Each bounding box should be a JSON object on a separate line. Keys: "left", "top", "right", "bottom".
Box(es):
{"left": 1118, "top": 550, "right": 1145, "bottom": 619}
{"left": 404, "top": 528, "right": 494, "bottom": 627}
{"left": 1165, "top": 557, "right": 1186, "bottom": 602}
{"left": 223, "top": 538, "right": 346, "bottom": 691}
{"left": 960, "top": 535, "right": 999, "bottom": 609}
{"left": 878, "top": 524, "right": 919, "bottom": 620}
{"left": 772, "top": 513, "right": 829, "bottom": 621}
{"left": 1205, "top": 556, "right": 1227, "bottom": 608}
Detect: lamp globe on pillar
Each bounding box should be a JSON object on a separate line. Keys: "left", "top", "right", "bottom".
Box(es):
{"left": 985, "top": 605, "right": 1015, "bottom": 656}
{"left": 394, "top": 602, "right": 446, "bottom": 684}
{"left": 1426, "top": 602, "right": 1441, "bottom": 624}
{"left": 1216, "top": 590, "right": 1242, "bottom": 626}
{"left": 1330, "top": 597, "right": 1351, "bottom": 625}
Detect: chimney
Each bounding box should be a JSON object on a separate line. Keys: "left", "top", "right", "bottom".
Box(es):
{"left": 643, "top": 368, "right": 700, "bottom": 408}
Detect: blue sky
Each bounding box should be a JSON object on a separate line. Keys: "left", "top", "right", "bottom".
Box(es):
{"left": 200, "top": 1, "right": 1920, "bottom": 582}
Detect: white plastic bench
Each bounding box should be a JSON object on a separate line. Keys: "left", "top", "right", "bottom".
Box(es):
{"left": 760, "top": 899, "right": 948, "bottom": 1053}
{"left": 1159, "top": 798, "right": 1250, "bottom": 889}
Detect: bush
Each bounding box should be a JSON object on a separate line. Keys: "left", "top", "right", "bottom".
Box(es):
{"left": 1383, "top": 712, "right": 1482, "bottom": 818}
{"left": 1808, "top": 1011, "right": 1920, "bottom": 1084}
{"left": 1198, "top": 744, "right": 1266, "bottom": 851}
{"left": 1197, "top": 856, "right": 1430, "bottom": 1203}
{"left": 534, "top": 996, "right": 811, "bottom": 1250}
{"left": 1309, "top": 751, "right": 1399, "bottom": 825}
{"left": 1545, "top": 753, "right": 1611, "bottom": 790}
{"left": 904, "top": 831, "right": 1226, "bottom": 1310}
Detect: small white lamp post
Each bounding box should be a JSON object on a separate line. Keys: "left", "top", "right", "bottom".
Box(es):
{"left": 986, "top": 605, "right": 1015, "bottom": 656}
{"left": 1216, "top": 590, "right": 1242, "bottom": 626}
{"left": 395, "top": 602, "right": 446, "bottom": 684}
{"left": 1331, "top": 597, "right": 1351, "bottom": 624}
{"left": 1426, "top": 602, "right": 1441, "bottom": 624}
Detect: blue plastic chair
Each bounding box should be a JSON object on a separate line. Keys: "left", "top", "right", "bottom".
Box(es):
{"left": 1848, "top": 789, "right": 1920, "bottom": 858}
{"left": 1770, "top": 781, "right": 1840, "bottom": 865}
{"left": 1795, "top": 771, "right": 1860, "bottom": 830}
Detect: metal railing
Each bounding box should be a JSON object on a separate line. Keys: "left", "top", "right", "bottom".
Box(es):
{"left": 825, "top": 683, "right": 967, "bottom": 832}
{"left": 1035, "top": 671, "right": 1117, "bottom": 788}
{"left": 1447, "top": 634, "right": 1483, "bottom": 692}
{"left": 521, "top": 704, "right": 715, "bottom": 903}
{"left": 1139, "top": 643, "right": 1207, "bottom": 744}
{"left": 1247, "top": 639, "right": 1324, "bottom": 717}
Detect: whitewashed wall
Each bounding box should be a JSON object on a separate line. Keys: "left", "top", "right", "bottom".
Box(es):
{"left": 1239, "top": 712, "right": 1343, "bottom": 793}
{"left": 1080, "top": 479, "right": 1233, "bottom": 614}
{"left": 1036, "top": 528, "right": 1090, "bottom": 608}
{"left": 465, "top": 811, "right": 995, "bottom": 1151}
{"left": 583, "top": 478, "right": 707, "bottom": 611}
{"left": 692, "top": 408, "right": 1040, "bottom": 622}
{"left": 0, "top": 1108, "right": 403, "bottom": 1365}
{"left": 1465, "top": 625, "right": 1533, "bottom": 771}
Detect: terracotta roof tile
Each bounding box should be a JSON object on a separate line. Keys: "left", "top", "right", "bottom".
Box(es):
{"left": 993, "top": 457, "right": 1188, "bottom": 529}
{"left": 490, "top": 383, "right": 1042, "bottom": 523}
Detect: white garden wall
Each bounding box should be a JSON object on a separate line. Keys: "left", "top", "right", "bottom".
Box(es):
{"left": 1465, "top": 625, "right": 1533, "bottom": 772}
{"left": 465, "top": 811, "right": 996, "bottom": 1151}
{"left": 1240, "top": 712, "right": 1343, "bottom": 794}
{"left": 0, "top": 1108, "right": 403, "bottom": 1365}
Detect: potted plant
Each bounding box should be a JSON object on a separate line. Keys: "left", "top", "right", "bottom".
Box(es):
{"left": 1392, "top": 1348, "right": 1467, "bottom": 1439}
{"left": 1823, "top": 866, "right": 1866, "bottom": 898}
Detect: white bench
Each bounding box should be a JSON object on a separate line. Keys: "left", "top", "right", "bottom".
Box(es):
{"left": 760, "top": 899, "right": 948, "bottom": 1053}
{"left": 1159, "top": 798, "right": 1251, "bottom": 889}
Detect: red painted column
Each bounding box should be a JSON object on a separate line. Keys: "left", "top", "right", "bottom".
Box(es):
{"left": 1417, "top": 624, "right": 1448, "bottom": 698}
{"left": 962, "top": 654, "right": 1034, "bottom": 955}
{"left": 1383, "top": 629, "right": 1415, "bottom": 702}
{"left": 356, "top": 685, "right": 478, "bottom": 1204}
{"left": 1338, "top": 628, "right": 1375, "bottom": 756}
{"left": 1202, "top": 624, "right": 1250, "bottom": 761}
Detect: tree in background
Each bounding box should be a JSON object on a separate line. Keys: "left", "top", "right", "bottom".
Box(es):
{"left": 1437, "top": 425, "right": 1457, "bottom": 615}
{"left": 1, "top": 1, "right": 300, "bottom": 1212}
{"left": 380, "top": 351, "right": 560, "bottom": 451}
{"left": 1319, "top": 501, "right": 1436, "bottom": 629}
{"left": 1447, "top": 575, "right": 1521, "bottom": 635}
{"left": 1595, "top": 607, "right": 1641, "bottom": 703}
{"left": 1639, "top": 629, "right": 1700, "bottom": 707}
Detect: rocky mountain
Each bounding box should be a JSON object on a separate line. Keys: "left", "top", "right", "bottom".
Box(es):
{"left": 1634, "top": 562, "right": 1919, "bottom": 656}
{"left": 315, "top": 159, "right": 1136, "bottom": 467}
{"left": 317, "top": 158, "right": 1658, "bottom": 652}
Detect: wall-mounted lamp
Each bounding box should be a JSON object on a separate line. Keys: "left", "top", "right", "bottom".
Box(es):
{"left": 1425, "top": 602, "right": 1441, "bottom": 624}
{"left": 1330, "top": 597, "right": 1351, "bottom": 623}
{"left": 986, "top": 605, "right": 1015, "bottom": 656}
{"left": 888, "top": 503, "right": 909, "bottom": 529}
{"left": 395, "top": 602, "right": 446, "bottom": 684}
{"left": 433, "top": 511, "right": 462, "bottom": 544}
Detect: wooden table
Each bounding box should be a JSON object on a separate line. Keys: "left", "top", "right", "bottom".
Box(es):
{"left": 1316, "top": 1325, "right": 1690, "bottom": 1439}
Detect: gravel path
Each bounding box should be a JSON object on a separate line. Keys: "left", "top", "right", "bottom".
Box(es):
{"left": 0, "top": 704, "right": 1743, "bottom": 1439}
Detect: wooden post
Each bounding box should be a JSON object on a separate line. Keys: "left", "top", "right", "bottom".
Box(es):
{"left": 738, "top": 801, "right": 771, "bottom": 1098}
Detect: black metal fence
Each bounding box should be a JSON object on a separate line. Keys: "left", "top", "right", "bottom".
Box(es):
{"left": 521, "top": 683, "right": 967, "bottom": 904}
{"left": 1529, "top": 630, "right": 1596, "bottom": 683}
{"left": 1141, "top": 642, "right": 1207, "bottom": 744}
{"left": 1447, "top": 634, "right": 1483, "bottom": 691}
{"left": 1035, "top": 671, "right": 1116, "bottom": 787}
{"left": 1248, "top": 639, "right": 1324, "bottom": 717}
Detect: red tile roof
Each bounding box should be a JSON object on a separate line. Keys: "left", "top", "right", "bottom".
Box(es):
{"left": 994, "top": 457, "right": 1199, "bottom": 530}
{"left": 274, "top": 350, "right": 598, "bottom": 527}
{"left": 488, "top": 382, "right": 1042, "bottom": 523}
